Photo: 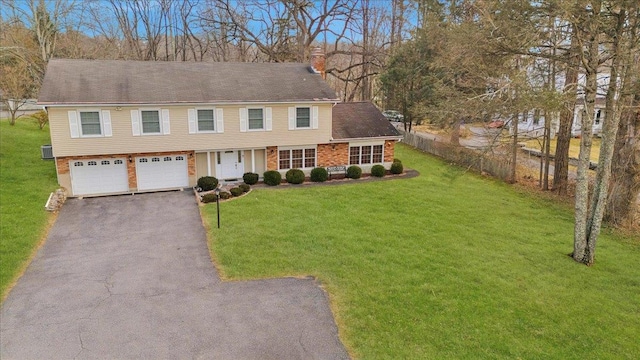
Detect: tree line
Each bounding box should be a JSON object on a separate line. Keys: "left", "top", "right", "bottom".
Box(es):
{"left": 381, "top": 0, "right": 639, "bottom": 264}
{"left": 1, "top": 0, "right": 418, "bottom": 112}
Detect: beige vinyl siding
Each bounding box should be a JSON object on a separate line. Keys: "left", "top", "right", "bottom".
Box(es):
{"left": 195, "top": 153, "right": 208, "bottom": 179}
{"left": 243, "top": 150, "right": 252, "bottom": 173}
{"left": 208, "top": 154, "right": 216, "bottom": 177}
{"left": 254, "top": 149, "right": 266, "bottom": 174}
{"left": 49, "top": 104, "right": 333, "bottom": 157}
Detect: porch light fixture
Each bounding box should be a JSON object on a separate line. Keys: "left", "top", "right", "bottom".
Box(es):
{"left": 116, "top": 106, "right": 123, "bottom": 111}
{"left": 128, "top": 155, "right": 132, "bottom": 163}
{"left": 332, "top": 144, "right": 336, "bottom": 150}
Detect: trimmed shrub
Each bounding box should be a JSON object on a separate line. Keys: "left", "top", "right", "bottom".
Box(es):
{"left": 230, "top": 187, "right": 244, "bottom": 197}
{"left": 390, "top": 161, "right": 403, "bottom": 174}
{"left": 197, "top": 176, "right": 219, "bottom": 191}
{"left": 243, "top": 172, "right": 259, "bottom": 185}
{"left": 286, "top": 169, "right": 305, "bottom": 184}
{"left": 263, "top": 170, "right": 282, "bottom": 186}
{"left": 201, "top": 193, "right": 217, "bottom": 203}
{"left": 218, "top": 191, "right": 232, "bottom": 200}
{"left": 393, "top": 158, "right": 402, "bottom": 163}
{"left": 346, "top": 165, "right": 362, "bottom": 179}
{"left": 239, "top": 184, "right": 251, "bottom": 193}
{"left": 310, "top": 167, "right": 328, "bottom": 182}
{"left": 371, "top": 164, "right": 386, "bottom": 177}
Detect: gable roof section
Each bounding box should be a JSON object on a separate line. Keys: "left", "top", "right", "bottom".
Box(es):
{"left": 332, "top": 102, "right": 401, "bottom": 140}
{"left": 38, "top": 59, "right": 339, "bottom": 105}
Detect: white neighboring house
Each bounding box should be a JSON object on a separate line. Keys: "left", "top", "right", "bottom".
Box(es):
{"left": 570, "top": 71, "right": 609, "bottom": 137}
{"left": 571, "top": 98, "right": 606, "bottom": 137}
{"left": 0, "top": 98, "right": 42, "bottom": 119}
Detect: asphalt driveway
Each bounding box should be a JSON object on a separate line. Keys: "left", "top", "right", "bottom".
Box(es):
{"left": 1, "top": 191, "right": 348, "bottom": 359}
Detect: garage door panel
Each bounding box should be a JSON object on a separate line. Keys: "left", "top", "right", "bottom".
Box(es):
{"left": 70, "top": 159, "right": 129, "bottom": 196}
{"left": 136, "top": 155, "right": 188, "bottom": 191}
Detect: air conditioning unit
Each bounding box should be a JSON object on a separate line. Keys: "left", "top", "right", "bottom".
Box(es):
{"left": 41, "top": 145, "right": 53, "bottom": 160}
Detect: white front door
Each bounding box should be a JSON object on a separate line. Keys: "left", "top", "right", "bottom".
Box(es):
{"left": 219, "top": 150, "right": 242, "bottom": 180}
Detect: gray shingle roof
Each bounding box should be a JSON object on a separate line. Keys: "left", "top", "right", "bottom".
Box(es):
{"left": 38, "top": 59, "right": 339, "bottom": 105}
{"left": 332, "top": 102, "right": 401, "bottom": 140}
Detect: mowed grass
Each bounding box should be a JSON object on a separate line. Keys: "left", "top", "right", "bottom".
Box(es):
{"left": 204, "top": 143, "right": 639, "bottom": 359}
{"left": 0, "top": 118, "right": 57, "bottom": 299}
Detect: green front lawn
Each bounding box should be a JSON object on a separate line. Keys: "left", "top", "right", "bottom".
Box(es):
{"left": 0, "top": 118, "right": 57, "bottom": 299}
{"left": 203, "top": 144, "right": 640, "bottom": 359}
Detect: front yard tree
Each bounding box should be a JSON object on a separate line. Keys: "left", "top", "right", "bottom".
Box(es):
{"left": 0, "top": 58, "right": 38, "bottom": 125}
{"left": 571, "top": 0, "right": 638, "bottom": 265}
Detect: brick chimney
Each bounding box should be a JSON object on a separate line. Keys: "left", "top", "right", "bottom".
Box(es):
{"left": 310, "top": 47, "right": 326, "bottom": 79}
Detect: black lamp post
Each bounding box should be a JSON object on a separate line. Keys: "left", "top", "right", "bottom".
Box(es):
{"left": 214, "top": 184, "right": 221, "bottom": 228}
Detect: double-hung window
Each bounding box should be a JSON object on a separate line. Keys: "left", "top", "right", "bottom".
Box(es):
{"left": 296, "top": 107, "right": 311, "bottom": 128}
{"left": 248, "top": 108, "right": 264, "bottom": 130}
{"left": 349, "top": 144, "right": 384, "bottom": 165}
{"left": 197, "top": 109, "right": 215, "bottom": 132}
{"left": 279, "top": 148, "right": 316, "bottom": 170}
{"left": 79, "top": 111, "right": 102, "bottom": 136}
{"left": 141, "top": 110, "right": 161, "bottom": 134}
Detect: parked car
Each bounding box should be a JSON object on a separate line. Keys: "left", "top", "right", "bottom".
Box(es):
{"left": 382, "top": 110, "right": 404, "bottom": 122}
{"left": 488, "top": 120, "right": 505, "bottom": 128}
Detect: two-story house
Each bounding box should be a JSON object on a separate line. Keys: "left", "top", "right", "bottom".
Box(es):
{"left": 38, "top": 54, "right": 401, "bottom": 197}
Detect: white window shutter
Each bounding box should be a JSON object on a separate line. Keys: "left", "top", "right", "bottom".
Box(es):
{"left": 288, "top": 107, "right": 295, "bottom": 130}
{"left": 131, "top": 110, "right": 140, "bottom": 136}
{"left": 216, "top": 108, "right": 224, "bottom": 133}
{"left": 68, "top": 111, "right": 79, "bottom": 138}
{"left": 102, "top": 110, "right": 112, "bottom": 137}
{"left": 265, "top": 107, "right": 272, "bottom": 131}
{"left": 188, "top": 109, "right": 196, "bottom": 134}
{"left": 239, "top": 108, "right": 248, "bottom": 132}
{"left": 162, "top": 109, "right": 170, "bottom": 135}
{"left": 312, "top": 106, "right": 319, "bottom": 129}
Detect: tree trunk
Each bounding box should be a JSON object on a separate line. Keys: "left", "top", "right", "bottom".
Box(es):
{"left": 572, "top": 11, "right": 600, "bottom": 265}
{"left": 450, "top": 119, "right": 461, "bottom": 146}
{"left": 553, "top": 24, "right": 579, "bottom": 195}
{"left": 606, "top": 100, "right": 640, "bottom": 228}
{"left": 604, "top": 6, "right": 639, "bottom": 229}
{"left": 509, "top": 114, "right": 518, "bottom": 183}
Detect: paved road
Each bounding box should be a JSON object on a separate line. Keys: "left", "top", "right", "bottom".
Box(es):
{"left": 1, "top": 191, "right": 348, "bottom": 359}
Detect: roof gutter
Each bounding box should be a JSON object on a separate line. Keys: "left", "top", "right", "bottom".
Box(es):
{"left": 329, "top": 135, "right": 403, "bottom": 142}
{"left": 37, "top": 99, "right": 341, "bottom": 107}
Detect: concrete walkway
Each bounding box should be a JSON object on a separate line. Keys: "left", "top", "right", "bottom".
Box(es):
{"left": 1, "top": 191, "right": 348, "bottom": 359}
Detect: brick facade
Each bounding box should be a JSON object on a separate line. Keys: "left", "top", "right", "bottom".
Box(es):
{"left": 317, "top": 143, "right": 349, "bottom": 167}
{"left": 384, "top": 140, "right": 396, "bottom": 162}
{"left": 56, "top": 151, "right": 196, "bottom": 190}
{"left": 266, "top": 146, "right": 278, "bottom": 170}
{"left": 264, "top": 141, "right": 397, "bottom": 171}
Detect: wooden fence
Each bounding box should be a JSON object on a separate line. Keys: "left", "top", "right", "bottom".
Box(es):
{"left": 401, "top": 131, "right": 512, "bottom": 182}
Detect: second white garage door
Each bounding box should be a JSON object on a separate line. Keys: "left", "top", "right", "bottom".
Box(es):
{"left": 136, "top": 155, "right": 189, "bottom": 191}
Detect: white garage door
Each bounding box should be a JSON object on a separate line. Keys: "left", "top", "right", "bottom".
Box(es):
{"left": 70, "top": 159, "right": 129, "bottom": 196}
{"left": 136, "top": 155, "right": 189, "bottom": 191}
